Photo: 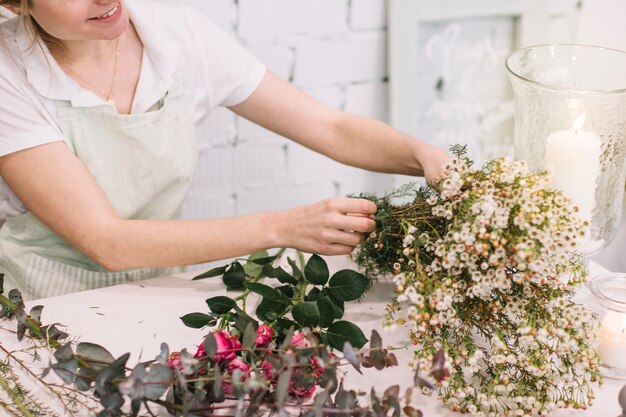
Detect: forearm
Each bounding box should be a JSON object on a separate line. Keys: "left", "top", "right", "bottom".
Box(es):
{"left": 327, "top": 112, "right": 436, "bottom": 176}
{"left": 86, "top": 212, "right": 281, "bottom": 271}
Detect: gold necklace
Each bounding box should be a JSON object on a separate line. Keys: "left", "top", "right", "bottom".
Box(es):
{"left": 59, "top": 37, "right": 121, "bottom": 105}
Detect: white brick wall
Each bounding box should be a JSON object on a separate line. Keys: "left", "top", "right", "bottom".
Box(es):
{"left": 173, "top": 0, "right": 624, "bottom": 269}
{"left": 179, "top": 0, "right": 392, "bottom": 248}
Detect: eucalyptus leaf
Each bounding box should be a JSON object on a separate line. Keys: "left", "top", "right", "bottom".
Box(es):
{"left": 51, "top": 359, "right": 78, "bottom": 384}
{"left": 100, "top": 392, "right": 124, "bottom": 411}
{"left": 292, "top": 301, "right": 320, "bottom": 328}
{"left": 304, "top": 254, "right": 329, "bottom": 285}
{"left": 336, "top": 388, "right": 357, "bottom": 410}
{"left": 142, "top": 364, "right": 173, "bottom": 400}
{"left": 192, "top": 265, "right": 227, "bottom": 280}
{"left": 203, "top": 332, "right": 218, "bottom": 358}
{"left": 327, "top": 270, "right": 369, "bottom": 301}
{"left": 155, "top": 342, "right": 170, "bottom": 365}
{"left": 54, "top": 342, "right": 74, "bottom": 362}
{"left": 205, "top": 296, "right": 236, "bottom": 314}
{"left": 276, "top": 369, "right": 292, "bottom": 405}
{"left": 131, "top": 399, "right": 142, "bottom": 417}
{"left": 244, "top": 282, "right": 286, "bottom": 302}
{"left": 370, "top": 329, "right": 383, "bottom": 350}
{"left": 223, "top": 262, "right": 246, "bottom": 289}
{"left": 212, "top": 366, "right": 223, "bottom": 401}
{"left": 342, "top": 342, "right": 362, "bottom": 374}
{"left": 325, "top": 321, "right": 368, "bottom": 350}
{"left": 242, "top": 322, "right": 257, "bottom": 350}
{"left": 76, "top": 342, "right": 115, "bottom": 371}
{"left": 280, "top": 326, "right": 296, "bottom": 350}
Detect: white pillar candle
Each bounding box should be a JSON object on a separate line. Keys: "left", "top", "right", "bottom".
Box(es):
{"left": 544, "top": 114, "right": 601, "bottom": 221}
{"left": 599, "top": 311, "right": 626, "bottom": 369}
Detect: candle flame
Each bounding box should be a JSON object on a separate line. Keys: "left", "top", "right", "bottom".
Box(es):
{"left": 573, "top": 113, "right": 586, "bottom": 132}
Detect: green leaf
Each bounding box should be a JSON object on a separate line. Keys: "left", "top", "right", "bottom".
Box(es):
{"left": 233, "top": 306, "right": 257, "bottom": 335}
{"left": 305, "top": 287, "right": 323, "bottom": 302}
{"left": 247, "top": 251, "right": 278, "bottom": 265}
{"left": 255, "top": 298, "right": 286, "bottom": 322}
{"left": 288, "top": 258, "right": 303, "bottom": 281}
{"left": 262, "top": 264, "right": 297, "bottom": 285}
{"left": 292, "top": 301, "right": 320, "bottom": 328}
{"left": 304, "top": 254, "right": 329, "bottom": 285}
{"left": 205, "top": 296, "right": 236, "bottom": 314}
{"left": 243, "top": 251, "right": 271, "bottom": 278}
{"left": 223, "top": 262, "right": 246, "bottom": 289}
{"left": 325, "top": 321, "right": 368, "bottom": 350}
{"left": 327, "top": 270, "right": 369, "bottom": 301}
{"left": 192, "top": 265, "right": 227, "bottom": 280}
{"left": 325, "top": 293, "right": 345, "bottom": 319}
{"left": 244, "top": 282, "right": 285, "bottom": 302}
{"left": 180, "top": 312, "right": 215, "bottom": 329}
{"left": 317, "top": 297, "right": 335, "bottom": 328}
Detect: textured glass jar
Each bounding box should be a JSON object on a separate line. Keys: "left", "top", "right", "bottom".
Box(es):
{"left": 506, "top": 45, "right": 626, "bottom": 257}
{"left": 587, "top": 273, "right": 626, "bottom": 380}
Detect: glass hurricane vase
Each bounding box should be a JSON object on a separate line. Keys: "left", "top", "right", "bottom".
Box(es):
{"left": 506, "top": 44, "right": 626, "bottom": 263}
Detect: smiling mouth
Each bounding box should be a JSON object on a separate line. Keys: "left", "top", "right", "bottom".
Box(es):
{"left": 90, "top": 3, "right": 119, "bottom": 20}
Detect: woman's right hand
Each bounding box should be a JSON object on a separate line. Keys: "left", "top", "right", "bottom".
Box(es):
{"left": 275, "top": 197, "right": 377, "bottom": 256}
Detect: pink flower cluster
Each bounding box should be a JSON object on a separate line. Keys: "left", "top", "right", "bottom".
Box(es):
{"left": 168, "top": 326, "right": 324, "bottom": 399}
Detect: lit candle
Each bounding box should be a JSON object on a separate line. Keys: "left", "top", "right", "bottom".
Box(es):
{"left": 544, "top": 113, "right": 601, "bottom": 221}
{"left": 599, "top": 311, "right": 626, "bottom": 369}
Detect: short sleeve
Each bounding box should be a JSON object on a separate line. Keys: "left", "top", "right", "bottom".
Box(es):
{"left": 0, "top": 65, "right": 64, "bottom": 157}
{"left": 160, "top": 5, "right": 267, "bottom": 124}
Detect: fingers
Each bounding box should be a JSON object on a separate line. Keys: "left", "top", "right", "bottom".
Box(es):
{"left": 323, "top": 197, "right": 377, "bottom": 216}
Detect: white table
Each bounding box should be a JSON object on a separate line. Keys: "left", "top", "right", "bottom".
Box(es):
{"left": 1, "top": 257, "right": 624, "bottom": 416}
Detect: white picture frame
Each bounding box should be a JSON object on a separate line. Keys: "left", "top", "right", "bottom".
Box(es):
{"left": 388, "top": 0, "right": 549, "bottom": 165}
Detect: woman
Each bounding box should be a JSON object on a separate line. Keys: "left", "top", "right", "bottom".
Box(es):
{"left": 0, "top": 0, "right": 450, "bottom": 299}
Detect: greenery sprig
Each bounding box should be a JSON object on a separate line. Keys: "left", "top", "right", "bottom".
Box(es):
{"left": 0, "top": 252, "right": 447, "bottom": 417}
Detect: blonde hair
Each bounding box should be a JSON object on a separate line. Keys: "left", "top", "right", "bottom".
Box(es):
{"left": 0, "top": 0, "right": 64, "bottom": 53}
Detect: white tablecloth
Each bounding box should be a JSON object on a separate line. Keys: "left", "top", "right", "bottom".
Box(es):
{"left": 1, "top": 257, "right": 623, "bottom": 416}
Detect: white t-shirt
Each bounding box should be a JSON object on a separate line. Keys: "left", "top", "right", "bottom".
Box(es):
{"left": 0, "top": 0, "right": 266, "bottom": 217}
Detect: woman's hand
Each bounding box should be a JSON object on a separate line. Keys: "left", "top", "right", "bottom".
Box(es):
{"left": 419, "top": 144, "right": 453, "bottom": 187}
{"left": 275, "top": 197, "right": 376, "bottom": 256}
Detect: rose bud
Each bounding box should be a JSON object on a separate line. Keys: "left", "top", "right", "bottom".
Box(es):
{"left": 223, "top": 358, "right": 251, "bottom": 395}
{"left": 168, "top": 352, "right": 183, "bottom": 370}
{"left": 212, "top": 330, "right": 242, "bottom": 362}
{"left": 255, "top": 325, "right": 274, "bottom": 347}
{"left": 290, "top": 332, "right": 309, "bottom": 348}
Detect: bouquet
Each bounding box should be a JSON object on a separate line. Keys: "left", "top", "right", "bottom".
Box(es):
{"left": 354, "top": 147, "right": 602, "bottom": 417}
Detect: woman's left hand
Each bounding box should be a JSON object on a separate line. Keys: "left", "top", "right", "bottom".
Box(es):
{"left": 419, "top": 144, "right": 453, "bottom": 187}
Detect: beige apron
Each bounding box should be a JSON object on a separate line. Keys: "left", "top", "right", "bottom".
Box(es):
{"left": 0, "top": 77, "right": 197, "bottom": 300}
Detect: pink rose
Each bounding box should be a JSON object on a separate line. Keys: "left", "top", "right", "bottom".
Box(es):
{"left": 168, "top": 352, "right": 182, "bottom": 370}
{"left": 223, "top": 357, "right": 251, "bottom": 395}
{"left": 194, "top": 343, "right": 206, "bottom": 359}
{"left": 260, "top": 359, "right": 276, "bottom": 381}
{"left": 290, "top": 332, "right": 309, "bottom": 348}
{"left": 289, "top": 381, "right": 317, "bottom": 398}
{"left": 210, "top": 330, "right": 242, "bottom": 362}
{"left": 255, "top": 325, "right": 274, "bottom": 347}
